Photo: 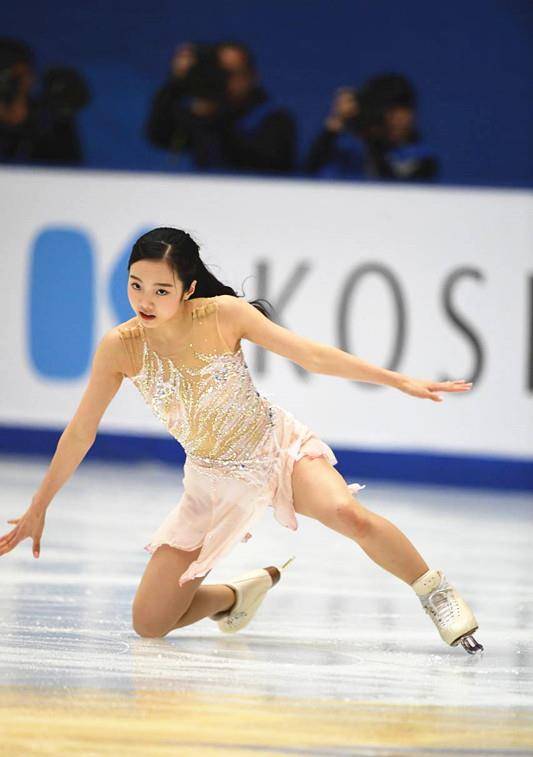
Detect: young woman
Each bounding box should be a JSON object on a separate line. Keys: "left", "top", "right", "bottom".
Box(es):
{"left": 0, "top": 227, "right": 483, "bottom": 654}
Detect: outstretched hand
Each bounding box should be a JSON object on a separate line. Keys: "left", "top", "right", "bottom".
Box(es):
{"left": 0, "top": 500, "right": 46, "bottom": 558}
{"left": 397, "top": 377, "right": 473, "bottom": 402}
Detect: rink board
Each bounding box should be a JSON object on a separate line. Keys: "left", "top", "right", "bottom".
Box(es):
{"left": 0, "top": 166, "right": 532, "bottom": 488}
{"left": 0, "top": 423, "right": 532, "bottom": 491}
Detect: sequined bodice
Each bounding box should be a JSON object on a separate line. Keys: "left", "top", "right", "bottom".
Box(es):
{"left": 118, "top": 297, "right": 274, "bottom": 463}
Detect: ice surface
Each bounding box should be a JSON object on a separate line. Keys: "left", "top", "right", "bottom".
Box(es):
{"left": 1, "top": 455, "right": 531, "bottom": 711}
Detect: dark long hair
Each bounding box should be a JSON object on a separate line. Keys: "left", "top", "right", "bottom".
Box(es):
{"left": 128, "top": 227, "right": 273, "bottom": 319}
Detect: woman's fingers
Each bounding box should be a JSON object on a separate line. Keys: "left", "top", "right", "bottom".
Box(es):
{"left": 430, "top": 380, "right": 472, "bottom": 392}
{"left": 425, "top": 379, "right": 473, "bottom": 400}
{"left": 0, "top": 527, "right": 18, "bottom": 543}
{"left": 400, "top": 377, "right": 473, "bottom": 402}
{"left": 0, "top": 526, "right": 18, "bottom": 545}
{"left": 0, "top": 533, "right": 20, "bottom": 556}
{"left": 0, "top": 509, "right": 45, "bottom": 558}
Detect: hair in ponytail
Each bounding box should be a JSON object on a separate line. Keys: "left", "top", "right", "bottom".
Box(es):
{"left": 128, "top": 227, "right": 273, "bottom": 319}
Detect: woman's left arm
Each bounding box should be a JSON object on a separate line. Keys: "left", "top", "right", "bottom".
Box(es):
{"left": 219, "top": 296, "right": 472, "bottom": 403}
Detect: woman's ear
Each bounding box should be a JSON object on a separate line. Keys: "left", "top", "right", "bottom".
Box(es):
{"left": 187, "top": 280, "right": 197, "bottom": 297}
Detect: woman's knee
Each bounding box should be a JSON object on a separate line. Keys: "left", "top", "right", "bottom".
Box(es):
{"left": 131, "top": 594, "right": 190, "bottom": 638}
{"left": 333, "top": 494, "right": 372, "bottom": 539}
{"left": 133, "top": 622, "right": 165, "bottom": 638}
{"left": 131, "top": 544, "right": 204, "bottom": 638}
{"left": 131, "top": 605, "right": 170, "bottom": 638}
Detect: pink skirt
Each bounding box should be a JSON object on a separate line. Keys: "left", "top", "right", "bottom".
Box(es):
{"left": 144, "top": 404, "right": 366, "bottom": 586}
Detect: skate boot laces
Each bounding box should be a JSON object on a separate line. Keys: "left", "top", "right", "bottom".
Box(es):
{"left": 413, "top": 568, "right": 483, "bottom": 653}
{"left": 421, "top": 579, "right": 460, "bottom": 628}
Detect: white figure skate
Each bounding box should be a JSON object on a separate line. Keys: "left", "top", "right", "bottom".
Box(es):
{"left": 210, "top": 556, "right": 296, "bottom": 633}
{"left": 411, "top": 568, "right": 484, "bottom": 654}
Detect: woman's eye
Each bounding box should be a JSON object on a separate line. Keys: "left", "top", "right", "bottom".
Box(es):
{"left": 130, "top": 283, "right": 168, "bottom": 296}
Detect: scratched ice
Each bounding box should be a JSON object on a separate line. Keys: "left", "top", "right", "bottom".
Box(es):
{"left": 1, "top": 455, "right": 532, "bottom": 705}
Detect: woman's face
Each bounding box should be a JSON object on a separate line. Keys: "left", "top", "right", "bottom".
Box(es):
{"left": 128, "top": 260, "right": 195, "bottom": 326}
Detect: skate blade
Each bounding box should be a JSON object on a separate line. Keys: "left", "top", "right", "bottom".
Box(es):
{"left": 263, "top": 556, "right": 296, "bottom": 587}
{"left": 458, "top": 634, "right": 484, "bottom": 654}
{"left": 280, "top": 555, "right": 296, "bottom": 571}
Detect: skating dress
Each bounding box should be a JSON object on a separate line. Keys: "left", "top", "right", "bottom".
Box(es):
{"left": 118, "top": 296, "right": 365, "bottom": 586}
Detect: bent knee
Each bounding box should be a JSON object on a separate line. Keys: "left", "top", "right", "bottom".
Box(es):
{"left": 132, "top": 620, "right": 167, "bottom": 638}
{"left": 134, "top": 627, "right": 164, "bottom": 639}
{"left": 132, "top": 607, "right": 170, "bottom": 638}
{"left": 334, "top": 495, "right": 372, "bottom": 538}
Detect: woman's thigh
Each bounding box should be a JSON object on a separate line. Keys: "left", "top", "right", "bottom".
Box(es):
{"left": 291, "top": 455, "right": 370, "bottom": 539}
{"left": 132, "top": 544, "right": 208, "bottom": 638}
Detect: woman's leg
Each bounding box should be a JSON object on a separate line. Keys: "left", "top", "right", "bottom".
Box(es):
{"left": 132, "top": 544, "right": 236, "bottom": 637}
{"left": 291, "top": 455, "right": 429, "bottom": 584}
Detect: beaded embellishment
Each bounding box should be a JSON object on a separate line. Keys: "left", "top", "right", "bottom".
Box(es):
{"left": 118, "top": 299, "right": 276, "bottom": 485}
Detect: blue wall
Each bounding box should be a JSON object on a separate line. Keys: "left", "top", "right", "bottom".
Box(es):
{"left": 5, "top": 0, "right": 533, "bottom": 187}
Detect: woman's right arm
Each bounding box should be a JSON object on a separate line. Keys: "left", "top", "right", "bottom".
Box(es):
{"left": 0, "top": 329, "right": 126, "bottom": 558}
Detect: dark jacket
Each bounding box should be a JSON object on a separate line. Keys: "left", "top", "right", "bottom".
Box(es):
{"left": 366, "top": 131, "right": 439, "bottom": 181}
{"left": 305, "top": 122, "right": 366, "bottom": 179}
{"left": 146, "top": 82, "right": 296, "bottom": 174}
{"left": 0, "top": 98, "right": 82, "bottom": 164}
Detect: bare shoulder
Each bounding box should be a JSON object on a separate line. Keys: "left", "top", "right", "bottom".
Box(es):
{"left": 216, "top": 294, "right": 317, "bottom": 369}
{"left": 95, "top": 324, "right": 135, "bottom": 376}
{"left": 216, "top": 294, "right": 265, "bottom": 331}
{"left": 114, "top": 315, "right": 141, "bottom": 335}
{"left": 214, "top": 295, "right": 252, "bottom": 347}
{"left": 215, "top": 294, "right": 250, "bottom": 317}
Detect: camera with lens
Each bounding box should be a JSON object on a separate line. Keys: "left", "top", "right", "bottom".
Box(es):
{"left": 357, "top": 73, "right": 416, "bottom": 141}
{"left": 179, "top": 43, "right": 228, "bottom": 102}
{"left": 41, "top": 67, "right": 90, "bottom": 117}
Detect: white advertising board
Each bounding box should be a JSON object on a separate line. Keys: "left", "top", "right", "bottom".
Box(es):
{"left": 1, "top": 167, "right": 531, "bottom": 461}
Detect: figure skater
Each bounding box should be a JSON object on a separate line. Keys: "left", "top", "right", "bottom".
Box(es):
{"left": 0, "top": 227, "right": 483, "bottom": 654}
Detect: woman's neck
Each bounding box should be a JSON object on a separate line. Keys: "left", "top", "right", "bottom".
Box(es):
{"left": 139, "top": 300, "right": 195, "bottom": 353}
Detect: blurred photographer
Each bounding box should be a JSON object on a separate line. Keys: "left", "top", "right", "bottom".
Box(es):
{"left": 358, "top": 73, "right": 439, "bottom": 181}
{"left": 0, "top": 38, "right": 89, "bottom": 165}
{"left": 306, "top": 73, "right": 439, "bottom": 182}
{"left": 145, "top": 41, "right": 296, "bottom": 174}
{"left": 145, "top": 42, "right": 226, "bottom": 169}
{"left": 305, "top": 86, "right": 366, "bottom": 178}
{"left": 216, "top": 41, "right": 296, "bottom": 173}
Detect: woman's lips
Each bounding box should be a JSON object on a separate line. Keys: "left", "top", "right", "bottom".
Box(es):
{"left": 139, "top": 311, "right": 156, "bottom": 320}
